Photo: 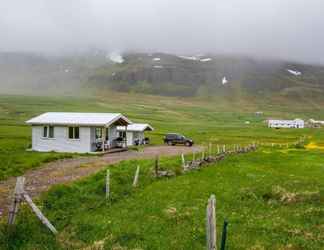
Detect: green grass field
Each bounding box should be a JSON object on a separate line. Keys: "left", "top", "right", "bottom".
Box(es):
{"left": 1, "top": 93, "right": 322, "bottom": 181}
{"left": 0, "top": 93, "right": 324, "bottom": 249}
{"left": 1, "top": 149, "right": 323, "bottom": 249}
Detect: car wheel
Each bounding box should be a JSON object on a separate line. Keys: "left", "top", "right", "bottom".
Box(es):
{"left": 167, "top": 141, "right": 172, "bottom": 146}
{"left": 185, "top": 141, "right": 191, "bottom": 147}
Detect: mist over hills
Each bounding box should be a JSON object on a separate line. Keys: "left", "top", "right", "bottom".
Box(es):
{"left": 0, "top": 51, "right": 107, "bottom": 95}
{"left": 1, "top": 51, "right": 324, "bottom": 103}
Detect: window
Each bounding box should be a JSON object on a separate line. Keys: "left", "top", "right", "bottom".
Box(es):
{"left": 49, "top": 126, "right": 54, "bottom": 138}
{"left": 69, "top": 127, "right": 73, "bottom": 139}
{"left": 95, "top": 128, "right": 102, "bottom": 139}
{"left": 43, "top": 126, "right": 54, "bottom": 138}
{"left": 75, "top": 127, "right": 79, "bottom": 139}
{"left": 68, "top": 127, "right": 80, "bottom": 139}
{"left": 43, "top": 126, "right": 48, "bottom": 138}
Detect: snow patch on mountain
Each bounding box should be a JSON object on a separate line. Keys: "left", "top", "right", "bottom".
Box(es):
{"left": 222, "top": 77, "right": 228, "bottom": 85}
{"left": 287, "top": 69, "right": 302, "bottom": 76}
{"left": 178, "top": 55, "right": 198, "bottom": 61}
{"left": 200, "top": 58, "right": 212, "bottom": 62}
{"left": 108, "top": 52, "right": 124, "bottom": 64}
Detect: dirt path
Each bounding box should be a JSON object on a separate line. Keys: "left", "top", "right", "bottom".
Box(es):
{"left": 0, "top": 145, "right": 201, "bottom": 218}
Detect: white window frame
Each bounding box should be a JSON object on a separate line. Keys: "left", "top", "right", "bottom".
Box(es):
{"left": 68, "top": 126, "right": 80, "bottom": 140}
{"left": 42, "top": 125, "right": 55, "bottom": 139}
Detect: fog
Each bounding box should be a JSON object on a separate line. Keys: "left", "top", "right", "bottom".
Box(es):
{"left": 1, "top": 0, "right": 324, "bottom": 64}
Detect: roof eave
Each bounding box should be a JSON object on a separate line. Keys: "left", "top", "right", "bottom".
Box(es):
{"left": 105, "top": 114, "right": 132, "bottom": 127}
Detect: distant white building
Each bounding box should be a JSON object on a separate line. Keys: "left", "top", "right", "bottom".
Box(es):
{"left": 268, "top": 119, "right": 304, "bottom": 128}
{"left": 308, "top": 119, "right": 324, "bottom": 128}
{"left": 117, "top": 124, "right": 154, "bottom": 146}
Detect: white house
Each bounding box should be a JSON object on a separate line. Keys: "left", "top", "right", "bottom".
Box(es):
{"left": 268, "top": 119, "right": 304, "bottom": 128}
{"left": 117, "top": 123, "right": 154, "bottom": 146}
{"left": 308, "top": 119, "right": 324, "bottom": 127}
{"left": 26, "top": 112, "right": 132, "bottom": 153}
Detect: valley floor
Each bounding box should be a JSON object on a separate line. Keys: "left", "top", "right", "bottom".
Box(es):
{"left": 0, "top": 94, "right": 323, "bottom": 249}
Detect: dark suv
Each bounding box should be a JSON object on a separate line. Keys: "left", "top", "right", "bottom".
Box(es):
{"left": 164, "top": 133, "right": 193, "bottom": 146}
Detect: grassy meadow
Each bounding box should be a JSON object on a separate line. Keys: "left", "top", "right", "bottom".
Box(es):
{"left": 0, "top": 93, "right": 324, "bottom": 249}
{"left": 1, "top": 93, "right": 323, "bottom": 181}
{"left": 1, "top": 149, "right": 323, "bottom": 249}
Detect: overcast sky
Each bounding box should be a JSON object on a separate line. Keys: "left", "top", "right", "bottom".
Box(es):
{"left": 1, "top": 0, "right": 323, "bottom": 64}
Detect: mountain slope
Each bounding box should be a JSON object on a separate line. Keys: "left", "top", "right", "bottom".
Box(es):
{"left": 88, "top": 53, "right": 324, "bottom": 99}
{"left": 1, "top": 51, "right": 324, "bottom": 102}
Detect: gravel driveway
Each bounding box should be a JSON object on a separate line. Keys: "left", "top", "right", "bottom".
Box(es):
{"left": 0, "top": 145, "right": 201, "bottom": 217}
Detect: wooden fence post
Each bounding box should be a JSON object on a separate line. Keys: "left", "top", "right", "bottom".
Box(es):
{"left": 193, "top": 151, "right": 196, "bottom": 162}
{"left": 133, "top": 165, "right": 140, "bottom": 187}
{"left": 223, "top": 145, "right": 226, "bottom": 153}
{"left": 202, "top": 150, "right": 205, "bottom": 160}
{"left": 206, "top": 194, "right": 217, "bottom": 250}
{"left": 23, "top": 193, "right": 57, "bottom": 234}
{"left": 8, "top": 177, "right": 25, "bottom": 225}
{"left": 8, "top": 176, "right": 58, "bottom": 235}
{"left": 209, "top": 143, "right": 212, "bottom": 157}
{"left": 181, "top": 154, "right": 186, "bottom": 170}
{"left": 106, "top": 169, "right": 110, "bottom": 199}
{"left": 155, "top": 155, "right": 159, "bottom": 176}
{"left": 217, "top": 145, "right": 220, "bottom": 154}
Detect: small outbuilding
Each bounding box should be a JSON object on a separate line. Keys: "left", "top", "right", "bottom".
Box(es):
{"left": 26, "top": 112, "right": 132, "bottom": 153}
{"left": 117, "top": 124, "right": 154, "bottom": 146}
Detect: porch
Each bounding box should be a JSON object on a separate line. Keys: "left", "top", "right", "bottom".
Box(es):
{"left": 90, "top": 117, "right": 130, "bottom": 153}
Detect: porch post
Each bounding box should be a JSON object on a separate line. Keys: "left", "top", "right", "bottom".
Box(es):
{"left": 125, "top": 125, "right": 128, "bottom": 148}
{"left": 108, "top": 126, "right": 110, "bottom": 149}
{"left": 102, "top": 127, "right": 106, "bottom": 152}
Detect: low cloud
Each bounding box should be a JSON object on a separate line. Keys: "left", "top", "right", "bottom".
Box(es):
{"left": 1, "top": 0, "right": 323, "bottom": 64}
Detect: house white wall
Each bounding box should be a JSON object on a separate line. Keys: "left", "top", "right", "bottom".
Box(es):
{"left": 90, "top": 127, "right": 97, "bottom": 152}
{"left": 125, "top": 131, "right": 145, "bottom": 146}
{"left": 126, "top": 132, "right": 133, "bottom": 146}
{"left": 32, "top": 126, "right": 91, "bottom": 153}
